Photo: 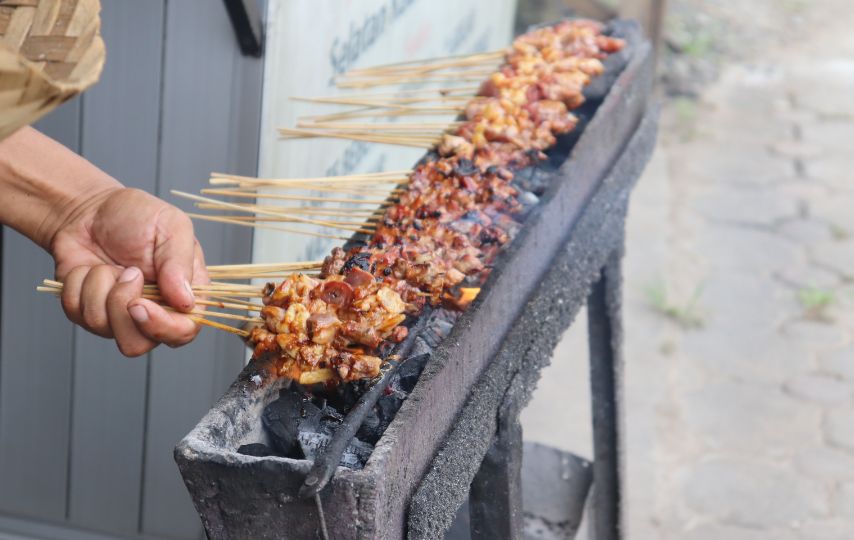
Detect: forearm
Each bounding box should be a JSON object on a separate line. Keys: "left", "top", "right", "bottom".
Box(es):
{"left": 0, "top": 126, "right": 122, "bottom": 250}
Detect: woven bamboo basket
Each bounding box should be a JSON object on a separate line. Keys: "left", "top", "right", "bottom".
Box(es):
{"left": 0, "top": 0, "right": 105, "bottom": 141}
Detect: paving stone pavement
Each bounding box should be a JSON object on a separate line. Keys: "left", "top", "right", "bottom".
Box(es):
{"left": 520, "top": 1, "right": 854, "bottom": 538}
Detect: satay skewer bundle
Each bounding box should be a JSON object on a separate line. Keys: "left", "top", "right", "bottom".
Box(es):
{"left": 37, "top": 20, "right": 625, "bottom": 386}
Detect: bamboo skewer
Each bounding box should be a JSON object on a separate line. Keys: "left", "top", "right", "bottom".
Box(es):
{"left": 206, "top": 295, "right": 265, "bottom": 309}
{"left": 188, "top": 205, "right": 378, "bottom": 232}
{"left": 202, "top": 185, "right": 400, "bottom": 198}
{"left": 192, "top": 189, "right": 392, "bottom": 206}
{"left": 39, "top": 279, "right": 265, "bottom": 298}
{"left": 339, "top": 66, "right": 500, "bottom": 83}
{"left": 207, "top": 261, "right": 323, "bottom": 271}
{"left": 336, "top": 74, "right": 494, "bottom": 89}
{"left": 173, "top": 190, "right": 385, "bottom": 226}
{"left": 292, "top": 87, "right": 478, "bottom": 102}
{"left": 199, "top": 214, "right": 378, "bottom": 229}
{"left": 37, "top": 282, "right": 259, "bottom": 338}
{"left": 178, "top": 308, "right": 262, "bottom": 324}
{"left": 303, "top": 107, "right": 464, "bottom": 123}
{"left": 207, "top": 274, "right": 320, "bottom": 280}
{"left": 188, "top": 316, "right": 250, "bottom": 337}
{"left": 187, "top": 214, "right": 352, "bottom": 241}
{"left": 195, "top": 203, "right": 380, "bottom": 218}
{"left": 211, "top": 169, "right": 409, "bottom": 185}
{"left": 278, "top": 127, "right": 440, "bottom": 148}
{"left": 294, "top": 96, "right": 473, "bottom": 109}
{"left": 296, "top": 121, "right": 462, "bottom": 130}
{"left": 279, "top": 125, "right": 445, "bottom": 138}
{"left": 191, "top": 298, "right": 263, "bottom": 312}
{"left": 342, "top": 50, "right": 503, "bottom": 76}
{"left": 292, "top": 95, "right": 473, "bottom": 107}
{"left": 210, "top": 178, "right": 408, "bottom": 188}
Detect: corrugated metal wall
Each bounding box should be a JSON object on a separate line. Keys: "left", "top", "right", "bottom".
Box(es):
{"left": 0, "top": 2, "right": 264, "bottom": 538}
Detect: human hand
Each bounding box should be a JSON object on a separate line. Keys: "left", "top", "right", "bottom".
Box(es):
{"left": 50, "top": 187, "right": 209, "bottom": 356}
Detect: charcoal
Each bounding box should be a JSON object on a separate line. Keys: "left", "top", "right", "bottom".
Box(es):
{"left": 341, "top": 438, "right": 374, "bottom": 469}
{"left": 512, "top": 166, "right": 534, "bottom": 187}
{"left": 375, "top": 394, "right": 404, "bottom": 434}
{"left": 262, "top": 390, "right": 323, "bottom": 457}
{"left": 237, "top": 443, "right": 275, "bottom": 457}
{"left": 298, "top": 428, "right": 375, "bottom": 470}
{"left": 321, "top": 381, "right": 364, "bottom": 413}
{"left": 298, "top": 431, "right": 331, "bottom": 462}
{"left": 453, "top": 158, "right": 479, "bottom": 176}
{"left": 356, "top": 408, "right": 382, "bottom": 444}
{"left": 398, "top": 352, "right": 431, "bottom": 392}
{"left": 516, "top": 167, "right": 554, "bottom": 195}
{"left": 320, "top": 404, "right": 344, "bottom": 423}
{"left": 422, "top": 319, "right": 455, "bottom": 349}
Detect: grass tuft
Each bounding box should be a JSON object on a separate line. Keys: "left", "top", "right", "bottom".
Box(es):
{"left": 798, "top": 286, "right": 835, "bottom": 321}
{"left": 830, "top": 223, "right": 849, "bottom": 241}
{"left": 644, "top": 280, "right": 704, "bottom": 329}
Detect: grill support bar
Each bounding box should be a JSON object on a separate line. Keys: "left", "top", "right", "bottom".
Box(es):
{"left": 451, "top": 243, "right": 627, "bottom": 540}
{"left": 468, "top": 386, "right": 526, "bottom": 539}
{"left": 587, "top": 247, "right": 625, "bottom": 540}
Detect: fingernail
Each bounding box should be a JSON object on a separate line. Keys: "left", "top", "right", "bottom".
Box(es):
{"left": 129, "top": 304, "right": 149, "bottom": 323}
{"left": 119, "top": 266, "right": 141, "bottom": 283}
{"left": 184, "top": 280, "right": 194, "bottom": 299}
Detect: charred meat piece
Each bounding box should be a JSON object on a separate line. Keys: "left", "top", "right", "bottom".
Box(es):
{"left": 248, "top": 20, "right": 624, "bottom": 385}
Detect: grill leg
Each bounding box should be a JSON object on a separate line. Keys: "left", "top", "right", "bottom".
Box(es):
{"left": 587, "top": 247, "right": 625, "bottom": 540}
{"left": 468, "top": 403, "right": 524, "bottom": 539}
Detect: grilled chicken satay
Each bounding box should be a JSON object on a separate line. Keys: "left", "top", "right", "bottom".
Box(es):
{"left": 249, "top": 20, "right": 624, "bottom": 384}
{"left": 439, "top": 19, "right": 624, "bottom": 168}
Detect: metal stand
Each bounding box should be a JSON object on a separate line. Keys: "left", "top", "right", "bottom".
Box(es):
{"left": 469, "top": 396, "right": 525, "bottom": 539}
{"left": 587, "top": 248, "right": 625, "bottom": 540}
{"left": 458, "top": 245, "right": 625, "bottom": 540}
{"left": 469, "top": 420, "right": 525, "bottom": 538}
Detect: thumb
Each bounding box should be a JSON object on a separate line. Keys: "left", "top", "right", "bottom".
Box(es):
{"left": 153, "top": 212, "right": 196, "bottom": 312}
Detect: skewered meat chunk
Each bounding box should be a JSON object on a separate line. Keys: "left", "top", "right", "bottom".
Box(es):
{"left": 249, "top": 20, "right": 624, "bottom": 384}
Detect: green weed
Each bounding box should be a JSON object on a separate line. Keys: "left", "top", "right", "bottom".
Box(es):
{"left": 645, "top": 280, "right": 704, "bottom": 329}
{"left": 798, "top": 286, "right": 835, "bottom": 320}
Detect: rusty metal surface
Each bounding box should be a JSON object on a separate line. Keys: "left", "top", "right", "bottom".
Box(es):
{"left": 174, "top": 21, "right": 655, "bottom": 540}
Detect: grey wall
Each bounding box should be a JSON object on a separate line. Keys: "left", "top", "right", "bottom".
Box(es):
{"left": 0, "top": 2, "right": 264, "bottom": 539}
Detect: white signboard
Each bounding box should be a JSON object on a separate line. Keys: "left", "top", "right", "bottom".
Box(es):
{"left": 253, "top": 0, "right": 518, "bottom": 264}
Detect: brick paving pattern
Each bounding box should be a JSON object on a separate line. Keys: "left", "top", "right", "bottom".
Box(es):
{"left": 520, "top": 1, "right": 854, "bottom": 537}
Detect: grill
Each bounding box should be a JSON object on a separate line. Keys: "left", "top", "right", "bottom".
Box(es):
{"left": 175, "top": 20, "right": 657, "bottom": 540}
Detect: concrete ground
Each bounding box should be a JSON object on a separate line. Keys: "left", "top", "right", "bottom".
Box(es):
{"left": 520, "top": 1, "right": 854, "bottom": 538}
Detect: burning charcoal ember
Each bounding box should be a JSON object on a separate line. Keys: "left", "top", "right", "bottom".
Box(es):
{"left": 237, "top": 443, "right": 275, "bottom": 457}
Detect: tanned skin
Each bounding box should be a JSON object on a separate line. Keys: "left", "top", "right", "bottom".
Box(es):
{"left": 0, "top": 126, "right": 209, "bottom": 356}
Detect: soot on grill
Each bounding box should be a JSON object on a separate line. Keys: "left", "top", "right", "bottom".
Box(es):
{"left": 240, "top": 311, "right": 457, "bottom": 469}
